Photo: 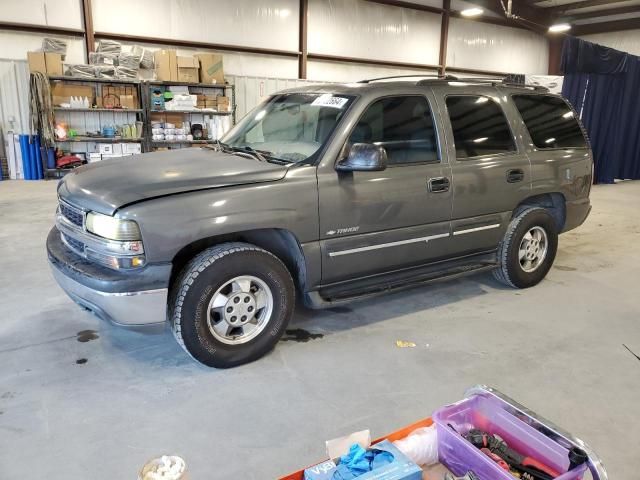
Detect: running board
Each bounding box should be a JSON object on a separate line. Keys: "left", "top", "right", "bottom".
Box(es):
{"left": 304, "top": 251, "right": 498, "bottom": 309}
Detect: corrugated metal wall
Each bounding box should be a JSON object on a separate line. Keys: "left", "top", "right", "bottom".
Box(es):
{"left": 228, "top": 75, "right": 328, "bottom": 119}
{"left": 0, "top": 59, "right": 30, "bottom": 135}
{"left": 0, "top": 59, "right": 30, "bottom": 173}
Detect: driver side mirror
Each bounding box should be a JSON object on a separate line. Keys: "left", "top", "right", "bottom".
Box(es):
{"left": 336, "top": 143, "right": 387, "bottom": 172}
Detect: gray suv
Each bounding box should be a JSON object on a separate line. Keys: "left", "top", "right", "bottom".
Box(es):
{"left": 48, "top": 77, "right": 592, "bottom": 368}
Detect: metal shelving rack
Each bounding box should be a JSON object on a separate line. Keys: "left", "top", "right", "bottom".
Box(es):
{"left": 47, "top": 76, "right": 146, "bottom": 178}
{"left": 142, "top": 81, "right": 236, "bottom": 152}
{"left": 45, "top": 77, "right": 236, "bottom": 176}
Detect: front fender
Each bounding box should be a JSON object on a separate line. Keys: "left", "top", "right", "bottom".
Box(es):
{"left": 118, "top": 166, "right": 319, "bottom": 264}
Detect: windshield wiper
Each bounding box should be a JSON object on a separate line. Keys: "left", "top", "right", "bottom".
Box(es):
{"left": 214, "top": 141, "right": 294, "bottom": 165}
{"left": 236, "top": 145, "right": 267, "bottom": 162}
{"left": 216, "top": 142, "right": 266, "bottom": 162}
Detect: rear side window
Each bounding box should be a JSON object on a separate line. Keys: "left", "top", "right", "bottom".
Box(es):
{"left": 512, "top": 95, "right": 587, "bottom": 149}
{"left": 446, "top": 95, "right": 516, "bottom": 159}
{"left": 349, "top": 96, "right": 439, "bottom": 165}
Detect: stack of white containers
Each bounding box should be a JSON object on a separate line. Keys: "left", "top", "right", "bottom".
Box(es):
{"left": 206, "top": 115, "right": 232, "bottom": 140}
{"left": 151, "top": 121, "right": 193, "bottom": 142}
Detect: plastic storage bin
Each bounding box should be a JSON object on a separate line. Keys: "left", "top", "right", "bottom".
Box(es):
{"left": 433, "top": 393, "right": 588, "bottom": 480}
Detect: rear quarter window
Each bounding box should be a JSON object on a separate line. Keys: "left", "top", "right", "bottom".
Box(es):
{"left": 446, "top": 95, "right": 516, "bottom": 159}
{"left": 512, "top": 95, "right": 587, "bottom": 149}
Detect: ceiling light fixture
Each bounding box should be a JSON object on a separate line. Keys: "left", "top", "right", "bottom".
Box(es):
{"left": 549, "top": 23, "right": 571, "bottom": 33}
{"left": 461, "top": 7, "right": 484, "bottom": 17}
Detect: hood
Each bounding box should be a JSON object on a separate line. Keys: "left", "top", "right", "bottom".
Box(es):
{"left": 57, "top": 149, "right": 289, "bottom": 215}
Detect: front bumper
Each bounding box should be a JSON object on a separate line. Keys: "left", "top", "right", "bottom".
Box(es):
{"left": 47, "top": 227, "right": 170, "bottom": 326}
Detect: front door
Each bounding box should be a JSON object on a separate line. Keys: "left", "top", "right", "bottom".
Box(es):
{"left": 317, "top": 94, "right": 453, "bottom": 284}
{"left": 433, "top": 86, "right": 532, "bottom": 255}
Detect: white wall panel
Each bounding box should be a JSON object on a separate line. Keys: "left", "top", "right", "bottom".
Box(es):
{"left": 308, "top": 0, "right": 441, "bottom": 66}
{"left": 0, "top": 0, "right": 82, "bottom": 29}
{"left": 0, "top": 60, "right": 30, "bottom": 135}
{"left": 92, "top": 0, "right": 299, "bottom": 52}
{"left": 447, "top": 18, "right": 549, "bottom": 74}
{"left": 0, "top": 31, "right": 85, "bottom": 63}
{"left": 580, "top": 30, "right": 640, "bottom": 57}
{"left": 308, "top": 59, "right": 436, "bottom": 83}
{"left": 395, "top": 0, "right": 442, "bottom": 8}
{"left": 229, "top": 75, "right": 328, "bottom": 119}
{"left": 450, "top": 0, "right": 502, "bottom": 18}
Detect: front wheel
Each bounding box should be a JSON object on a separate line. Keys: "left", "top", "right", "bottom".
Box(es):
{"left": 170, "top": 242, "right": 295, "bottom": 368}
{"left": 493, "top": 207, "right": 558, "bottom": 288}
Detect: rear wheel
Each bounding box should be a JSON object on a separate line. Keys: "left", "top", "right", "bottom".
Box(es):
{"left": 493, "top": 207, "right": 558, "bottom": 288}
{"left": 170, "top": 242, "right": 295, "bottom": 368}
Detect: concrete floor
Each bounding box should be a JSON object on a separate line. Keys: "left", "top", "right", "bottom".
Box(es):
{"left": 0, "top": 180, "right": 638, "bottom": 479}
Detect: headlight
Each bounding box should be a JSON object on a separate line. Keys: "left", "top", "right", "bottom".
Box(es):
{"left": 86, "top": 212, "right": 141, "bottom": 241}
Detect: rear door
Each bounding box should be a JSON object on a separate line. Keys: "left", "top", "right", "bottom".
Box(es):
{"left": 317, "top": 93, "right": 453, "bottom": 284}
{"left": 434, "top": 86, "right": 531, "bottom": 255}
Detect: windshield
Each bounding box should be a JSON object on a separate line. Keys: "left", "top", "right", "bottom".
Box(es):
{"left": 222, "top": 92, "right": 356, "bottom": 163}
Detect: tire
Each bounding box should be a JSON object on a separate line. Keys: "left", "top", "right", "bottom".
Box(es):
{"left": 170, "top": 242, "right": 295, "bottom": 368}
{"left": 493, "top": 207, "right": 558, "bottom": 289}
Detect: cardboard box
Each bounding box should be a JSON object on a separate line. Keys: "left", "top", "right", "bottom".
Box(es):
{"left": 101, "top": 84, "right": 139, "bottom": 109}
{"left": 122, "top": 143, "right": 142, "bottom": 154}
{"left": 197, "top": 53, "right": 224, "bottom": 84}
{"left": 303, "top": 441, "right": 421, "bottom": 480}
{"left": 51, "top": 83, "right": 95, "bottom": 106}
{"left": 154, "top": 49, "right": 178, "bottom": 81}
{"left": 28, "top": 52, "right": 63, "bottom": 75}
{"left": 45, "top": 53, "right": 63, "bottom": 75}
{"left": 120, "top": 94, "right": 135, "bottom": 109}
{"left": 150, "top": 111, "right": 184, "bottom": 128}
{"left": 177, "top": 56, "right": 200, "bottom": 83}
{"left": 101, "top": 153, "right": 132, "bottom": 159}
{"left": 28, "top": 52, "right": 47, "bottom": 74}
{"left": 99, "top": 144, "right": 113, "bottom": 154}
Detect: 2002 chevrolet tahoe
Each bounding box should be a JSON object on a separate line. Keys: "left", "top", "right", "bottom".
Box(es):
{"left": 48, "top": 76, "right": 592, "bottom": 368}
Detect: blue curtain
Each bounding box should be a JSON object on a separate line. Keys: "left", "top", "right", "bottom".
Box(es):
{"left": 561, "top": 37, "right": 640, "bottom": 183}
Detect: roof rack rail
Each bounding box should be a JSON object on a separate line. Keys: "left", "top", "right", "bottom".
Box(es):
{"left": 416, "top": 75, "right": 549, "bottom": 92}
{"left": 501, "top": 82, "right": 550, "bottom": 92}
{"left": 357, "top": 74, "right": 550, "bottom": 92}
{"left": 358, "top": 74, "right": 450, "bottom": 83}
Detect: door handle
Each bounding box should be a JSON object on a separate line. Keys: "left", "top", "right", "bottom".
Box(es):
{"left": 506, "top": 169, "right": 525, "bottom": 183}
{"left": 428, "top": 177, "right": 450, "bottom": 193}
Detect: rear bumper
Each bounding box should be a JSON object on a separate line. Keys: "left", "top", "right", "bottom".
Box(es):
{"left": 563, "top": 197, "right": 592, "bottom": 233}
{"left": 47, "top": 227, "right": 170, "bottom": 326}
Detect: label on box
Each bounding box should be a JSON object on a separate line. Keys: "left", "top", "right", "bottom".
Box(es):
{"left": 99, "top": 144, "right": 113, "bottom": 154}
{"left": 304, "top": 461, "right": 336, "bottom": 480}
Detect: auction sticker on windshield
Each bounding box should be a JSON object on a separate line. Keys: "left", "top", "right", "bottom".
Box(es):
{"left": 311, "top": 94, "right": 349, "bottom": 109}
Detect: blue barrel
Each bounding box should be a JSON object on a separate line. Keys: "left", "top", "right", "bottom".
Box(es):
{"left": 33, "top": 136, "right": 43, "bottom": 179}
{"left": 46, "top": 148, "right": 56, "bottom": 170}
{"left": 19, "top": 134, "right": 32, "bottom": 180}
{"left": 28, "top": 138, "right": 38, "bottom": 180}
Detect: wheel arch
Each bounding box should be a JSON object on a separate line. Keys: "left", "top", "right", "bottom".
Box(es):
{"left": 514, "top": 193, "right": 566, "bottom": 232}
{"left": 169, "top": 228, "right": 308, "bottom": 294}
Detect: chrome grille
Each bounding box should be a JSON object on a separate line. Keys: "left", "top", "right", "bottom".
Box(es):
{"left": 59, "top": 201, "right": 84, "bottom": 228}
{"left": 61, "top": 232, "right": 85, "bottom": 254}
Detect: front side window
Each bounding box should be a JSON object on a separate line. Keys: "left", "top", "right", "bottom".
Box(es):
{"left": 223, "top": 93, "right": 355, "bottom": 163}
{"left": 512, "top": 95, "right": 587, "bottom": 149}
{"left": 446, "top": 95, "right": 516, "bottom": 159}
{"left": 348, "top": 96, "right": 439, "bottom": 165}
